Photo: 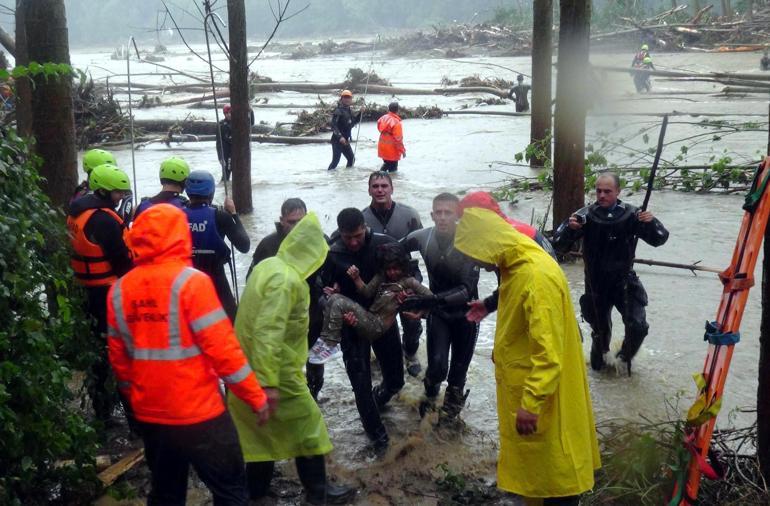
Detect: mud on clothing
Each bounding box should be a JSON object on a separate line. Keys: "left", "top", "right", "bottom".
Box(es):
{"left": 321, "top": 230, "right": 404, "bottom": 442}
{"left": 363, "top": 202, "right": 424, "bottom": 357}
{"left": 552, "top": 200, "right": 669, "bottom": 360}
{"left": 184, "top": 203, "right": 250, "bottom": 321}
{"left": 401, "top": 227, "right": 480, "bottom": 396}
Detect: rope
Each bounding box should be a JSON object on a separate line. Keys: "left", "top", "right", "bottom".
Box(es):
{"left": 353, "top": 35, "right": 379, "bottom": 158}
{"left": 126, "top": 37, "right": 138, "bottom": 204}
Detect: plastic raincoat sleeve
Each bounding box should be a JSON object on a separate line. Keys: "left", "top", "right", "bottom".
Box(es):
{"left": 520, "top": 284, "right": 563, "bottom": 415}
{"left": 243, "top": 269, "right": 292, "bottom": 388}
{"left": 392, "top": 122, "right": 405, "bottom": 155}
{"left": 106, "top": 289, "right": 130, "bottom": 392}
{"left": 184, "top": 272, "right": 267, "bottom": 411}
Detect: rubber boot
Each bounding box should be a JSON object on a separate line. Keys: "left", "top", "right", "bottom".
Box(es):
{"left": 372, "top": 383, "right": 391, "bottom": 411}
{"left": 419, "top": 395, "right": 437, "bottom": 418}
{"left": 295, "top": 455, "right": 356, "bottom": 505}
{"left": 439, "top": 386, "right": 469, "bottom": 422}
{"left": 589, "top": 333, "right": 609, "bottom": 371}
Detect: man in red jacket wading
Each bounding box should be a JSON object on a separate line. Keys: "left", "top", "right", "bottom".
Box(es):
{"left": 107, "top": 203, "right": 271, "bottom": 505}
{"left": 377, "top": 101, "right": 406, "bottom": 172}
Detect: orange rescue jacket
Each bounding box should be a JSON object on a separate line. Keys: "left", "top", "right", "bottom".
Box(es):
{"left": 107, "top": 204, "right": 267, "bottom": 425}
{"left": 377, "top": 112, "right": 405, "bottom": 162}
{"left": 67, "top": 207, "right": 124, "bottom": 287}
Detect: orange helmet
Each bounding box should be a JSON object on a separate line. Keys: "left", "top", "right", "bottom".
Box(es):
{"left": 340, "top": 89, "right": 353, "bottom": 97}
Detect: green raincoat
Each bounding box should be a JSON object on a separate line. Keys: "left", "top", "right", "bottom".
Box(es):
{"left": 228, "top": 212, "right": 332, "bottom": 462}
{"left": 455, "top": 208, "right": 600, "bottom": 498}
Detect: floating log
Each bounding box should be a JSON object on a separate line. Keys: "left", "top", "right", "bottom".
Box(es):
{"left": 98, "top": 133, "right": 330, "bottom": 147}
{"left": 592, "top": 64, "right": 770, "bottom": 83}
{"left": 247, "top": 81, "right": 509, "bottom": 98}
{"left": 132, "top": 119, "right": 272, "bottom": 136}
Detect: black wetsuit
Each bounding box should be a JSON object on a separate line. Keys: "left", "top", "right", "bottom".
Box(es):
{"left": 552, "top": 200, "right": 669, "bottom": 367}
{"left": 509, "top": 83, "right": 531, "bottom": 112}
{"left": 68, "top": 193, "right": 133, "bottom": 420}
{"left": 320, "top": 230, "right": 403, "bottom": 446}
{"left": 762, "top": 56, "right": 770, "bottom": 71}
{"left": 363, "top": 202, "right": 424, "bottom": 359}
{"left": 248, "top": 223, "right": 326, "bottom": 399}
{"left": 328, "top": 102, "right": 361, "bottom": 170}
{"left": 216, "top": 110, "right": 255, "bottom": 181}
{"left": 134, "top": 190, "right": 188, "bottom": 220}
{"left": 401, "top": 228, "right": 479, "bottom": 399}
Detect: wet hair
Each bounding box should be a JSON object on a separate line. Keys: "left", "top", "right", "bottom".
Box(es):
{"left": 596, "top": 171, "right": 621, "bottom": 190}
{"left": 388, "top": 101, "right": 399, "bottom": 113}
{"left": 337, "top": 207, "right": 365, "bottom": 232}
{"left": 368, "top": 171, "right": 392, "bottom": 188}
{"left": 433, "top": 192, "right": 459, "bottom": 205}
{"left": 376, "top": 243, "right": 410, "bottom": 276}
{"left": 281, "top": 197, "right": 307, "bottom": 217}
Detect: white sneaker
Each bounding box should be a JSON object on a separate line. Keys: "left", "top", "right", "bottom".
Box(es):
{"left": 308, "top": 338, "right": 341, "bottom": 365}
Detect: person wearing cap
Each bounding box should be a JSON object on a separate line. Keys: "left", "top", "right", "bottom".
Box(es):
{"left": 67, "top": 164, "right": 134, "bottom": 422}
{"left": 183, "top": 170, "right": 250, "bottom": 321}
{"left": 134, "top": 157, "right": 191, "bottom": 219}
{"left": 72, "top": 149, "right": 117, "bottom": 203}
{"left": 508, "top": 74, "right": 531, "bottom": 113}
{"left": 377, "top": 102, "right": 405, "bottom": 172}
{"left": 328, "top": 89, "right": 363, "bottom": 171}
{"left": 216, "top": 104, "right": 255, "bottom": 182}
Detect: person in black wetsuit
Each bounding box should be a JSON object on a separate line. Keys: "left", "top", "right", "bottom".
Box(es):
{"left": 320, "top": 208, "right": 404, "bottom": 453}
{"left": 401, "top": 193, "right": 479, "bottom": 422}
{"left": 552, "top": 172, "right": 669, "bottom": 373}
{"left": 134, "top": 157, "right": 190, "bottom": 219}
{"left": 327, "top": 89, "right": 362, "bottom": 170}
{"left": 362, "top": 171, "right": 425, "bottom": 377}
{"left": 246, "top": 198, "right": 326, "bottom": 400}
{"left": 183, "top": 170, "right": 250, "bottom": 322}
{"left": 508, "top": 74, "right": 531, "bottom": 113}
{"left": 216, "top": 104, "right": 256, "bottom": 182}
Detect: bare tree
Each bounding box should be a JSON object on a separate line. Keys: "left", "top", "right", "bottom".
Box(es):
{"left": 530, "top": 0, "right": 552, "bottom": 168}
{"left": 17, "top": 0, "right": 78, "bottom": 209}
{"left": 227, "top": 0, "right": 252, "bottom": 213}
{"left": 552, "top": 0, "right": 591, "bottom": 228}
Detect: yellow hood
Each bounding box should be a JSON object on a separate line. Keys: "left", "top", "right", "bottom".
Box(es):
{"left": 455, "top": 207, "right": 543, "bottom": 268}
{"left": 277, "top": 212, "right": 329, "bottom": 279}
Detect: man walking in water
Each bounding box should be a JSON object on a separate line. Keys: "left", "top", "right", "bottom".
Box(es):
{"left": 362, "top": 171, "right": 424, "bottom": 376}
{"left": 377, "top": 102, "right": 405, "bottom": 172}
{"left": 552, "top": 171, "right": 669, "bottom": 373}
{"left": 328, "top": 89, "right": 362, "bottom": 170}
{"left": 508, "top": 74, "right": 531, "bottom": 113}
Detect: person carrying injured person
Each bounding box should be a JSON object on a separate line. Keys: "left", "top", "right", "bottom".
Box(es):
{"left": 309, "top": 243, "right": 432, "bottom": 364}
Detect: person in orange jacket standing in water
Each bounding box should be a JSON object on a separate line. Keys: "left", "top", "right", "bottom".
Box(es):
{"left": 107, "top": 204, "right": 271, "bottom": 505}
{"left": 377, "top": 101, "right": 405, "bottom": 172}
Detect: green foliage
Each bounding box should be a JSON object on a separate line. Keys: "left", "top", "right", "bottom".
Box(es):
{"left": 0, "top": 129, "right": 98, "bottom": 504}
{"left": 0, "top": 62, "right": 74, "bottom": 83}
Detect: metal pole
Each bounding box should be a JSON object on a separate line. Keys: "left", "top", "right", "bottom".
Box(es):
{"left": 126, "top": 37, "right": 138, "bottom": 204}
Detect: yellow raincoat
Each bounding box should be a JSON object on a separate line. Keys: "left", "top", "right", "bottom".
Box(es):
{"left": 228, "top": 212, "right": 332, "bottom": 462}
{"left": 455, "top": 208, "right": 600, "bottom": 498}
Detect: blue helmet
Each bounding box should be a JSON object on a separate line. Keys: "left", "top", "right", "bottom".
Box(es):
{"left": 185, "top": 170, "right": 216, "bottom": 197}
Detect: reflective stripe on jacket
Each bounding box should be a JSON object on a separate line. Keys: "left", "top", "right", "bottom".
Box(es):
{"left": 67, "top": 207, "right": 123, "bottom": 287}
{"left": 107, "top": 203, "right": 266, "bottom": 425}
{"left": 377, "top": 112, "right": 405, "bottom": 161}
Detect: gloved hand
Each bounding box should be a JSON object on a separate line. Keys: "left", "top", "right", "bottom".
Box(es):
{"left": 399, "top": 294, "right": 440, "bottom": 312}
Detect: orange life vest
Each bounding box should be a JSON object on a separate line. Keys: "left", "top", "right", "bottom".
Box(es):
{"left": 67, "top": 207, "right": 124, "bottom": 287}
{"left": 377, "top": 112, "right": 405, "bottom": 162}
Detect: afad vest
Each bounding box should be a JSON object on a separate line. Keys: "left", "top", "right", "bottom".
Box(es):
{"left": 67, "top": 207, "right": 124, "bottom": 287}
{"left": 183, "top": 205, "right": 230, "bottom": 273}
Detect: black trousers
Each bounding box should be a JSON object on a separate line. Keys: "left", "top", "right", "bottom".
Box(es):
{"left": 221, "top": 158, "right": 231, "bottom": 181}
{"left": 400, "top": 313, "right": 423, "bottom": 358}
{"left": 211, "top": 269, "right": 237, "bottom": 322}
{"left": 579, "top": 271, "right": 649, "bottom": 360}
{"left": 341, "top": 324, "right": 404, "bottom": 441}
{"left": 423, "top": 314, "right": 479, "bottom": 397}
{"left": 381, "top": 160, "right": 398, "bottom": 172}
{"left": 140, "top": 412, "right": 248, "bottom": 506}
{"left": 306, "top": 298, "right": 325, "bottom": 399}
{"left": 85, "top": 285, "right": 116, "bottom": 420}
{"left": 328, "top": 139, "right": 355, "bottom": 169}
{"left": 245, "top": 455, "right": 325, "bottom": 499}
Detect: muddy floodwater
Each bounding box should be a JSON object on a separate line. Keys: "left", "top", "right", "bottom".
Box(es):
{"left": 77, "top": 44, "right": 769, "bottom": 503}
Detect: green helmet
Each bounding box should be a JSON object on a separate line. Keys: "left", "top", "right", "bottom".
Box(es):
{"left": 89, "top": 164, "right": 131, "bottom": 192}
{"left": 643, "top": 56, "right": 652, "bottom": 64}
{"left": 83, "top": 149, "right": 117, "bottom": 174}
{"left": 641, "top": 44, "right": 649, "bottom": 51}
{"left": 159, "top": 157, "right": 190, "bottom": 182}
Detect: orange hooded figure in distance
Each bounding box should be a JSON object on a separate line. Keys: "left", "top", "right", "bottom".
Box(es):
{"left": 377, "top": 102, "right": 406, "bottom": 171}
{"left": 107, "top": 203, "right": 267, "bottom": 425}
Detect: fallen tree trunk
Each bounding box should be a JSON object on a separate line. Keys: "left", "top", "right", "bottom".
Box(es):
{"left": 247, "top": 81, "right": 509, "bottom": 98}
{"left": 132, "top": 119, "right": 272, "bottom": 135}
{"left": 444, "top": 110, "right": 530, "bottom": 117}
{"left": 98, "top": 133, "right": 330, "bottom": 147}
{"left": 593, "top": 64, "right": 770, "bottom": 83}
{"left": 568, "top": 251, "right": 720, "bottom": 274}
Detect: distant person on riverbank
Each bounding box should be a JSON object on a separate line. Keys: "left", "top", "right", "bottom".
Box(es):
{"left": 508, "top": 74, "right": 530, "bottom": 113}
{"left": 552, "top": 171, "right": 669, "bottom": 374}
{"left": 247, "top": 198, "right": 327, "bottom": 401}
{"left": 762, "top": 50, "right": 770, "bottom": 71}
{"left": 455, "top": 206, "right": 600, "bottom": 505}
{"left": 328, "top": 89, "right": 362, "bottom": 170}
{"left": 631, "top": 43, "right": 650, "bottom": 67}
{"left": 216, "top": 104, "right": 255, "bottom": 182}
{"left": 377, "top": 101, "right": 406, "bottom": 172}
